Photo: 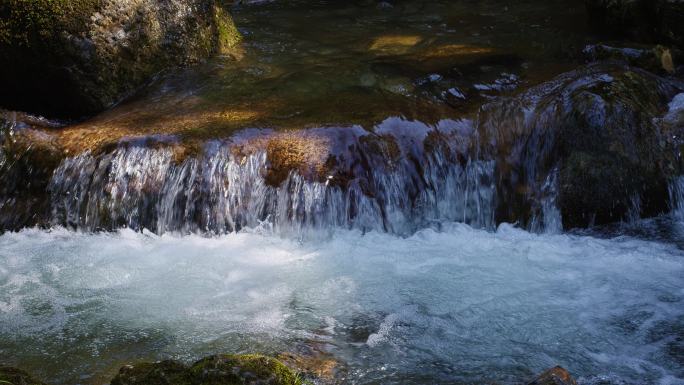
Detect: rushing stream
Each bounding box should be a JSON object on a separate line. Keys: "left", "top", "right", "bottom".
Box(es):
{"left": 1, "top": 221, "right": 683, "bottom": 384}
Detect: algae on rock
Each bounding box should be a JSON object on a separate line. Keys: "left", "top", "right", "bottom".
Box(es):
{"left": 110, "top": 354, "right": 304, "bottom": 385}
{"left": 476, "top": 62, "right": 684, "bottom": 228}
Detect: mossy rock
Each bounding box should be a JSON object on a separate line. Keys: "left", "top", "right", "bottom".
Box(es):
{"left": 0, "top": 367, "right": 47, "bottom": 385}
{"left": 264, "top": 134, "right": 332, "bottom": 187}
{"left": 477, "top": 63, "right": 683, "bottom": 228}
{"left": 111, "top": 360, "right": 192, "bottom": 385}
{"left": 190, "top": 354, "right": 304, "bottom": 385}
{"left": 0, "top": 0, "right": 241, "bottom": 119}
{"left": 110, "top": 354, "right": 304, "bottom": 385}
{"left": 0, "top": 0, "right": 101, "bottom": 45}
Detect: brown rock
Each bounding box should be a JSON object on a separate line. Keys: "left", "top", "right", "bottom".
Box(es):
{"left": 527, "top": 366, "right": 578, "bottom": 385}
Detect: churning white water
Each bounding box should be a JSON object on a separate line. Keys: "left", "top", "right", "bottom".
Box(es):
{"left": 0, "top": 223, "right": 683, "bottom": 385}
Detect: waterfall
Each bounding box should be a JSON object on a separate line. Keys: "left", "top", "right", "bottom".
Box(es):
{"left": 528, "top": 167, "right": 562, "bottom": 234}
{"left": 669, "top": 176, "right": 684, "bottom": 221}
{"left": 49, "top": 122, "right": 498, "bottom": 236}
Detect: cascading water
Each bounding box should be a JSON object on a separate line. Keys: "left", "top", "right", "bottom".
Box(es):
{"left": 669, "top": 176, "right": 684, "bottom": 221}
{"left": 48, "top": 120, "right": 497, "bottom": 237}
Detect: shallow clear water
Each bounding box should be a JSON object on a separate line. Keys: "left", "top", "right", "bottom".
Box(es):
{"left": 65, "top": 0, "right": 591, "bottom": 148}
{"left": 1, "top": 222, "right": 683, "bottom": 384}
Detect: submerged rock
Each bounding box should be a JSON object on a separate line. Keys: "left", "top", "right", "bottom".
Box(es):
{"left": 526, "top": 366, "right": 577, "bottom": 385}
{"left": 0, "top": 0, "right": 241, "bottom": 119}
{"left": 0, "top": 366, "right": 47, "bottom": 385}
{"left": 110, "top": 354, "right": 303, "bottom": 385}
{"left": 477, "top": 62, "right": 684, "bottom": 228}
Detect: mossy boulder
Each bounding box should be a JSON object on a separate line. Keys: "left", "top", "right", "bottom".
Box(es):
{"left": 110, "top": 354, "right": 303, "bottom": 385}
{"left": 0, "top": 0, "right": 241, "bottom": 119}
{"left": 0, "top": 366, "right": 47, "bottom": 385}
{"left": 190, "top": 354, "right": 303, "bottom": 385}
{"left": 111, "top": 360, "right": 192, "bottom": 385}
{"left": 586, "top": 0, "right": 684, "bottom": 49}
{"left": 477, "top": 63, "right": 683, "bottom": 228}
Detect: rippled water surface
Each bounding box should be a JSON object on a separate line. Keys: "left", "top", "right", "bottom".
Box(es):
{"left": 1, "top": 222, "right": 683, "bottom": 384}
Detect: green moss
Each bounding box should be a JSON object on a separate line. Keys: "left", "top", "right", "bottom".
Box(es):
{"left": 190, "top": 354, "right": 304, "bottom": 385}
{"left": 0, "top": 0, "right": 102, "bottom": 46}
{"left": 110, "top": 360, "right": 192, "bottom": 385}
{"left": 109, "top": 354, "right": 304, "bottom": 385}
{"left": 214, "top": 5, "right": 241, "bottom": 53}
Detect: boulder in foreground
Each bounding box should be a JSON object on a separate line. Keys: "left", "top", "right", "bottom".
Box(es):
{"left": 111, "top": 354, "right": 304, "bottom": 385}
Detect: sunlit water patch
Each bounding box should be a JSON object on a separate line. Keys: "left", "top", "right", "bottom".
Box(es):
{"left": 0, "top": 224, "right": 683, "bottom": 384}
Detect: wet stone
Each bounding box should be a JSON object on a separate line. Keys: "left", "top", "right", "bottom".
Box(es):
{"left": 476, "top": 62, "right": 684, "bottom": 228}
{"left": 111, "top": 360, "right": 191, "bottom": 385}
{"left": 526, "top": 366, "right": 577, "bottom": 385}
{"left": 110, "top": 355, "right": 303, "bottom": 385}
{"left": 0, "top": 367, "right": 47, "bottom": 385}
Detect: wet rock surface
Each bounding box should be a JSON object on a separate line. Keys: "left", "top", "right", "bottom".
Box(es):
{"left": 111, "top": 360, "right": 191, "bottom": 385}
{"left": 0, "top": 0, "right": 241, "bottom": 119}
{"left": 477, "top": 62, "right": 684, "bottom": 228}
{"left": 111, "top": 355, "right": 303, "bottom": 385}
{"left": 0, "top": 366, "right": 47, "bottom": 385}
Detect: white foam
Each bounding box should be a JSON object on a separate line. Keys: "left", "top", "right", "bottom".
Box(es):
{"left": 0, "top": 225, "right": 683, "bottom": 384}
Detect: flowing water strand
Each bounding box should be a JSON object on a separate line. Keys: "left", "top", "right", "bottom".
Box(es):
{"left": 669, "top": 176, "right": 684, "bottom": 221}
